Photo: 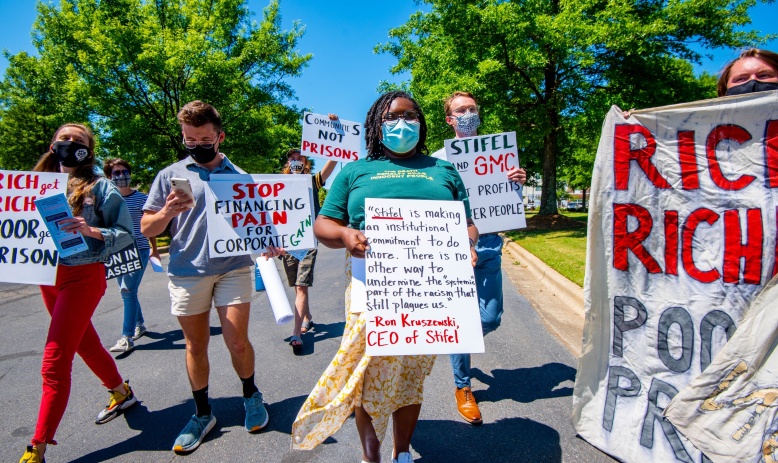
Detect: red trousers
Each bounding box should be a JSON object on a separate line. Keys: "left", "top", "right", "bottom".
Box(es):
{"left": 33, "top": 263, "right": 123, "bottom": 445}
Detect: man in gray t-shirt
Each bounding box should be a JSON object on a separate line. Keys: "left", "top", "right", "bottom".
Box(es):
{"left": 141, "top": 100, "right": 267, "bottom": 454}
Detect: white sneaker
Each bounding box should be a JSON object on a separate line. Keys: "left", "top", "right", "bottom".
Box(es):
{"left": 392, "top": 452, "right": 413, "bottom": 463}
{"left": 109, "top": 336, "right": 135, "bottom": 353}
{"left": 133, "top": 324, "right": 147, "bottom": 340}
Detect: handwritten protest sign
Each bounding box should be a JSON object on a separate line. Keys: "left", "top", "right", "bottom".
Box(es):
{"left": 105, "top": 243, "right": 143, "bottom": 280}
{"left": 572, "top": 93, "right": 778, "bottom": 463}
{"left": 443, "top": 131, "right": 525, "bottom": 233}
{"left": 300, "top": 112, "right": 362, "bottom": 163}
{"left": 205, "top": 174, "right": 316, "bottom": 258}
{"left": 363, "top": 198, "right": 483, "bottom": 356}
{"left": 0, "top": 170, "right": 67, "bottom": 285}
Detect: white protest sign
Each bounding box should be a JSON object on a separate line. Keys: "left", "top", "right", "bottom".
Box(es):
{"left": 363, "top": 198, "right": 483, "bottom": 356}
{"left": 206, "top": 174, "right": 316, "bottom": 257}
{"left": 444, "top": 131, "right": 525, "bottom": 234}
{"left": 301, "top": 112, "right": 362, "bottom": 163}
{"left": 0, "top": 170, "right": 68, "bottom": 285}
{"left": 572, "top": 93, "right": 778, "bottom": 463}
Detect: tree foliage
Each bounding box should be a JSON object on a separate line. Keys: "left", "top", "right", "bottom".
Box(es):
{"left": 379, "top": 0, "right": 770, "bottom": 215}
{"left": 0, "top": 0, "right": 310, "bottom": 186}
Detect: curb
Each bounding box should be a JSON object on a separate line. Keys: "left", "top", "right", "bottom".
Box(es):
{"left": 501, "top": 235, "right": 585, "bottom": 357}
{"left": 502, "top": 238, "right": 584, "bottom": 313}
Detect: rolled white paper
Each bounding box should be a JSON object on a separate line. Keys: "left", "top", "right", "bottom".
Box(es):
{"left": 255, "top": 256, "right": 294, "bottom": 324}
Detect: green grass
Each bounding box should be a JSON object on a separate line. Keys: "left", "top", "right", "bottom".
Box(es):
{"left": 155, "top": 235, "right": 171, "bottom": 248}
{"left": 505, "top": 211, "right": 588, "bottom": 287}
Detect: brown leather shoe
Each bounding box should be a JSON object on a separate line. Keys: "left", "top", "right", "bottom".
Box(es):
{"left": 455, "top": 387, "right": 483, "bottom": 425}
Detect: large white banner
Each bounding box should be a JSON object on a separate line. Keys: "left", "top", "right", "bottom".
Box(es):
{"left": 205, "top": 174, "right": 316, "bottom": 257}
{"left": 300, "top": 112, "right": 362, "bottom": 163}
{"left": 363, "top": 198, "right": 483, "bottom": 356}
{"left": 443, "top": 132, "right": 525, "bottom": 234}
{"left": 572, "top": 92, "right": 778, "bottom": 463}
{"left": 0, "top": 170, "right": 68, "bottom": 285}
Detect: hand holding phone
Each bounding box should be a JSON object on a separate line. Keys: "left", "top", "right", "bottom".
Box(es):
{"left": 170, "top": 178, "right": 195, "bottom": 209}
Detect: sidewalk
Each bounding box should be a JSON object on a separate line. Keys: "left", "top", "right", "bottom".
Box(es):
{"left": 501, "top": 236, "right": 585, "bottom": 357}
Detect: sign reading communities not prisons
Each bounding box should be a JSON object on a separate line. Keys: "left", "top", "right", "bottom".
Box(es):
{"left": 572, "top": 93, "right": 778, "bottom": 463}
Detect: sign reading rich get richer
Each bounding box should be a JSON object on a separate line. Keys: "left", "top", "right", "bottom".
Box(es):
{"left": 300, "top": 112, "right": 362, "bottom": 162}
{"left": 205, "top": 174, "right": 316, "bottom": 257}
{"left": 444, "top": 131, "right": 525, "bottom": 234}
{"left": 572, "top": 93, "right": 778, "bottom": 463}
{"left": 363, "top": 198, "right": 484, "bottom": 356}
{"left": 0, "top": 170, "right": 68, "bottom": 285}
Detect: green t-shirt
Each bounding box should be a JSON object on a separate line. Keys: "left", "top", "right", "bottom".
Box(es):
{"left": 320, "top": 154, "right": 472, "bottom": 230}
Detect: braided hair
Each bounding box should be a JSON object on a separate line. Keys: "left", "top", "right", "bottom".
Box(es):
{"left": 364, "top": 91, "right": 428, "bottom": 160}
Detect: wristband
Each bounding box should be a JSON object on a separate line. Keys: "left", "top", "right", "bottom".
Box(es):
{"left": 469, "top": 238, "right": 476, "bottom": 248}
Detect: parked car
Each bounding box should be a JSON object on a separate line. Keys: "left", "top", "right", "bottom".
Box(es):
{"left": 567, "top": 200, "right": 585, "bottom": 211}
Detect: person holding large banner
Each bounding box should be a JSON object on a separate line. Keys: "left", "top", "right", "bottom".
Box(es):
{"left": 140, "top": 101, "right": 267, "bottom": 454}
{"left": 431, "top": 91, "right": 526, "bottom": 425}
{"left": 281, "top": 147, "right": 336, "bottom": 354}
{"left": 18, "top": 124, "right": 138, "bottom": 463}
{"left": 102, "top": 158, "right": 160, "bottom": 353}
{"left": 571, "top": 49, "right": 778, "bottom": 463}
{"left": 291, "top": 91, "right": 478, "bottom": 463}
{"left": 716, "top": 48, "right": 778, "bottom": 97}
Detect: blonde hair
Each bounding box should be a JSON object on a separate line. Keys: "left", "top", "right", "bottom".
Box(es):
{"left": 34, "top": 123, "right": 98, "bottom": 215}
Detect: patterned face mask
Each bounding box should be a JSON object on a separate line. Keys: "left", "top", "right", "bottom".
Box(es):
{"left": 453, "top": 112, "right": 480, "bottom": 136}
{"left": 111, "top": 175, "right": 131, "bottom": 188}
{"left": 289, "top": 160, "right": 304, "bottom": 173}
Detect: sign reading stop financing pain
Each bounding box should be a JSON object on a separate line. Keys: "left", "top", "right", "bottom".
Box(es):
{"left": 444, "top": 131, "right": 525, "bottom": 234}
{"left": 300, "top": 112, "right": 362, "bottom": 163}
{"left": 205, "top": 174, "right": 316, "bottom": 258}
{"left": 363, "top": 198, "right": 483, "bottom": 356}
{"left": 1, "top": 170, "right": 69, "bottom": 285}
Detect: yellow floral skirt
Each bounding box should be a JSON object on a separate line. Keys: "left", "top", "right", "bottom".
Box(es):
{"left": 291, "top": 258, "right": 436, "bottom": 450}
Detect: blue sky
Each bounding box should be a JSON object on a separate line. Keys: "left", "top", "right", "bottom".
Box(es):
{"left": 0, "top": 0, "right": 776, "bottom": 177}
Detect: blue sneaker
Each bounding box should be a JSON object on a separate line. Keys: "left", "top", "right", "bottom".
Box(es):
{"left": 244, "top": 391, "right": 269, "bottom": 432}
{"left": 172, "top": 414, "right": 216, "bottom": 453}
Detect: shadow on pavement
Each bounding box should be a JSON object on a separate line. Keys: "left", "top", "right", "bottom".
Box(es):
{"left": 68, "top": 393, "right": 309, "bottom": 462}
{"left": 308, "top": 321, "right": 346, "bottom": 343}
{"left": 471, "top": 362, "right": 576, "bottom": 404}
{"left": 120, "top": 326, "right": 224, "bottom": 355}
{"left": 414, "top": 417, "right": 562, "bottom": 462}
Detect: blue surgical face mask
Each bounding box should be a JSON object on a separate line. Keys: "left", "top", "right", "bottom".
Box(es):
{"left": 454, "top": 112, "right": 480, "bottom": 136}
{"left": 381, "top": 119, "right": 420, "bottom": 155}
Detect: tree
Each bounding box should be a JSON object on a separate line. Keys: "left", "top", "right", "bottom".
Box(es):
{"left": 0, "top": 0, "right": 310, "bottom": 185}
{"left": 379, "top": 0, "right": 769, "bottom": 215}
{"left": 0, "top": 52, "right": 91, "bottom": 170}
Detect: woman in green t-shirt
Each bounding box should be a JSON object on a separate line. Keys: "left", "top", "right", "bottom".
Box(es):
{"left": 291, "top": 91, "right": 479, "bottom": 463}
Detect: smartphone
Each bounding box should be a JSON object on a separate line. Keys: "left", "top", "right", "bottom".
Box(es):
{"left": 170, "top": 178, "right": 195, "bottom": 208}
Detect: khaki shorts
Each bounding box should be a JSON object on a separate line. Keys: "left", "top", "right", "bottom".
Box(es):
{"left": 168, "top": 266, "right": 252, "bottom": 316}
{"left": 282, "top": 249, "right": 317, "bottom": 287}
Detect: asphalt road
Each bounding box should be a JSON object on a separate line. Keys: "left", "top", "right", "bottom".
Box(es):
{"left": 0, "top": 246, "right": 616, "bottom": 462}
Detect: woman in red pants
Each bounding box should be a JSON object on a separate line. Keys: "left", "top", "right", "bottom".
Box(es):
{"left": 19, "top": 123, "right": 139, "bottom": 463}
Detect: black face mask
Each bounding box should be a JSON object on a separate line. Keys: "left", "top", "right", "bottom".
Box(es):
{"left": 186, "top": 144, "right": 218, "bottom": 164}
{"left": 725, "top": 80, "right": 778, "bottom": 96}
{"left": 53, "top": 141, "right": 91, "bottom": 167}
